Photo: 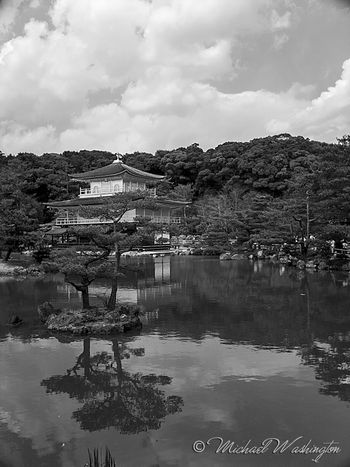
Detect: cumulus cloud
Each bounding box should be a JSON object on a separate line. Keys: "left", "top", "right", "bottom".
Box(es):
{"left": 332, "top": 0, "right": 350, "bottom": 7}
{"left": 273, "top": 33, "right": 289, "bottom": 50}
{"left": 29, "top": 0, "right": 40, "bottom": 8}
{"left": 0, "top": 0, "right": 349, "bottom": 155}
{"left": 0, "top": 0, "right": 25, "bottom": 34}
{"left": 270, "top": 59, "right": 350, "bottom": 140}
{"left": 0, "top": 122, "right": 57, "bottom": 154}
{"left": 271, "top": 9, "right": 291, "bottom": 30}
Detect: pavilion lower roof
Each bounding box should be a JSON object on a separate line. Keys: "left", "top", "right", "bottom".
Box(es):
{"left": 46, "top": 197, "right": 190, "bottom": 208}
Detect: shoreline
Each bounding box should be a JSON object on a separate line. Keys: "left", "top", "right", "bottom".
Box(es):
{"left": 2, "top": 251, "right": 350, "bottom": 279}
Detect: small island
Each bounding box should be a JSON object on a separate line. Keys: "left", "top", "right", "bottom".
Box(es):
{"left": 38, "top": 302, "right": 143, "bottom": 335}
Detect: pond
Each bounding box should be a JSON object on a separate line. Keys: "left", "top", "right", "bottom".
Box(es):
{"left": 1, "top": 256, "right": 350, "bottom": 467}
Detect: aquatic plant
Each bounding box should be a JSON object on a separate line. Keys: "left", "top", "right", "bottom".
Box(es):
{"left": 86, "top": 447, "right": 117, "bottom": 467}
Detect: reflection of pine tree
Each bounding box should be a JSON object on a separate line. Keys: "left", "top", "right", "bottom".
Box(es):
{"left": 300, "top": 335, "right": 350, "bottom": 402}
{"left": 41, "top": 337, "right": 183, "bottom": 433}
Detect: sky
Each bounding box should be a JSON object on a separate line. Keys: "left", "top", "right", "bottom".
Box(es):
{"left": 0, "top": 0, "right": 350, "bottom": 155}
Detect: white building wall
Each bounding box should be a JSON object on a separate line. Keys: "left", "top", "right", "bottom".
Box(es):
{"left": 90, "top": 181, "right": 102, "bottom": 193}
{"left": 112, "top": 179, "right": 123, "bottom": 192}
{"left": 90, "top": 179, "right": 123, "bottom": 193}
{"left": 137, "top": 207, "right": 171, "bottom": 219}
{"left": 123, "top": 180, "right": 146, "bottom": 191}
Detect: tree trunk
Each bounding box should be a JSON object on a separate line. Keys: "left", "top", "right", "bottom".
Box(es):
{"left": 66, "top": 276, "right": 92, "bottom": 310}
{"left": 300, "top": 239, "right": 309, "bottom": 259}
{"left": 112, "top": 338, "right": 123, "bottom": 403}
{"left": 82, "top": 338, "right": 91, "bottom": 378}
{"left": 4, "top": 248, "right": 13, "bottom": 262}
{"left": 107, "top": 276, "right": 118, "bottom": 311}
{"left": 112, "top": 338, "right": 123, "bottom": 382}
{"left": 81, "top": 286, "right": 90, "bottom": 309}
{"left": 107, "top": 239, "right": 120, "bottom": 311}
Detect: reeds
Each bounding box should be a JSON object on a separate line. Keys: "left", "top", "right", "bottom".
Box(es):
{"left": 86, "top": 447, "right": 117, "bottom": 467}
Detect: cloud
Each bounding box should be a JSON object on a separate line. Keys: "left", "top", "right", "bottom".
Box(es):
{"left": 270, "top": 58, "right": 350, "bottom": 140}
{"left": 0, "top": 122, "right": 57, "bottom": 154}
{"left": 271, "top": 9, "right": 291, "bottom": 29}
{"left": 0, "top": 0, "right": 25, "bottom": 34}
{"left": 273, "top": 33, "right": 289, "bottom": 50}
{"left": 0, "top": 0, "right": 349, "bottom": 155}
{"left": 30, "top": 82, "right": 304, "bottom": 154}
{"left": 333, "top": 0, "right": 350, "bottom": 7}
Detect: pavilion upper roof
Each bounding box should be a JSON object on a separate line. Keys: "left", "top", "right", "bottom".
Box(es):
{"left": 70, "top": 158, "right": 165, "bottom": 182}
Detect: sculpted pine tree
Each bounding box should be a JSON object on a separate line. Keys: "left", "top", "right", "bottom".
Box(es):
{"left": 41, "top": 337, "right": 183, "bottom": 433}
{"left": 51, "top": 247, "right": 110, "bottom": 309}
{"left": 50, "top": 192, "right": 159, "bottom": 310}
{"left": 80, "top": 191, "right": 159, "bottom": 311}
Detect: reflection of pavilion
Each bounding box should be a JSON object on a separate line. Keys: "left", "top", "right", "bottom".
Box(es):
{"left": 55, "top": 256, "right": 187, "bottom": 312}
{"left": 137, "top": 256, "right": 171, "bottom": 289}
{"left": 154, "top": 257, "right": 171, "bottom": 282}
{"left": 136, "top": 257, "right": 193, "bottom": 311}
{"left": 56, "top": 282, "right": 138, "bottom": 306}
{"left": 89, "top": 286, "right": 138, "bottom": 304}
{"left": 137, "top": 256, "right": 177, "bottom": 303}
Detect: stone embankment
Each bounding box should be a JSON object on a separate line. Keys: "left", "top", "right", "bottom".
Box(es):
{"left": 219, "top": 251, "right": 350, "bottom": 271}
{"left": 219, "top": 253, "right": 246, "bottom": 261}
{"left": 276, "top": 256, "right": 350, "bottom": 271}
{"left": 38, "top": 302, "right": 143, "bottom": 335}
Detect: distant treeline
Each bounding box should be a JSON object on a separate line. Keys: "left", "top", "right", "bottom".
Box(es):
{"left": 1, "top": 133, "right": 350, "bottom": 257}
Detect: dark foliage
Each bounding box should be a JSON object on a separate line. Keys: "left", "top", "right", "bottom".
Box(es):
{"left": 1, "top": 134, "right": 350, "bottom": 259}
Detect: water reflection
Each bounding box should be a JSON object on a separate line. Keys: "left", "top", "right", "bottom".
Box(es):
{"left": 300, "top": 335, "right": 350, "bottom": 402}
{"left": 1, "top": 257, "right": 350, "bottom": 466}
{"left": 41, "top": 336, "right": 183, "bottom": 434}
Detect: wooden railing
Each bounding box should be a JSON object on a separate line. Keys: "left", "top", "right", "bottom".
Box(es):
{"left": 79, "top": 187, "right": 157, "bottom": 198}
{"left": 55, "top": 216, "right": 182, "bottom": 226}
{"left": 334, "top": 247, "right": 350, "bottom": 258}
{"left": 151, "top": 217, "right": 182, "bottom": 224}
{"left": 55, "top": 218, "right": 111, "bottom": 225}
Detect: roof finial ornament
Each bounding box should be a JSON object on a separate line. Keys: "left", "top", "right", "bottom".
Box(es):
{"left": 113, "top": 153, "right": 123, "bottom": 164}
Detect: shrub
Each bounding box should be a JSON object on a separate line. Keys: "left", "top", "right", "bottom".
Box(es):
{"left": 202, "top": 247, "right": 223, "bottom": 256}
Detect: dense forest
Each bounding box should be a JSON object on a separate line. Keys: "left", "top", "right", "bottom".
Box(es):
{"left": 1, "top": 133, "right": 350, "bottom": 259}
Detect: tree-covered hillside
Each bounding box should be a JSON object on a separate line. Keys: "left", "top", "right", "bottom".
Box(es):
{"left": 1, "top": 134, "right": 350, "bottom": 258}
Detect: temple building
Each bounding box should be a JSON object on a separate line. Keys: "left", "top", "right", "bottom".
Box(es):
{"left": 46, "top": 155, "right": 189, "bottom": 242}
